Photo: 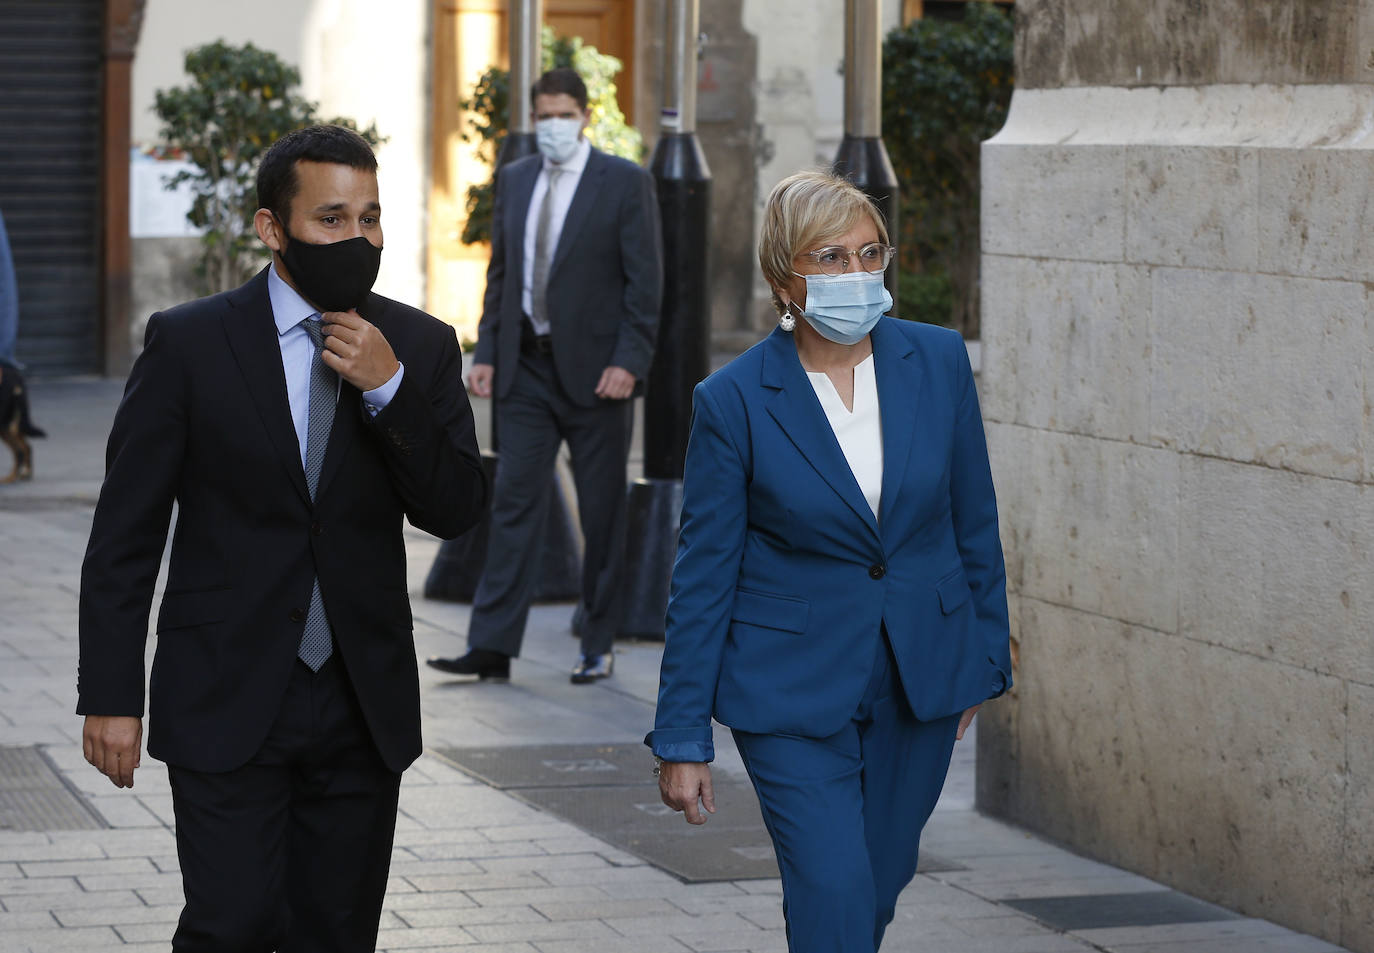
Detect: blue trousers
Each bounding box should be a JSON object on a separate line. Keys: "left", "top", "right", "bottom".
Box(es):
{"left": 733, "top": 635, "right": 960, "bottom": 953}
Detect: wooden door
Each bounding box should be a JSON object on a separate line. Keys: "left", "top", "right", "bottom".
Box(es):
{"left": 905, "top": 0, "right": 1014, "bottom": 23}
{"left": 546, "top": 0, "right": 635, "bottom": 122}
{"left": 427, "top": 0, "right": 635, "bottom": 340}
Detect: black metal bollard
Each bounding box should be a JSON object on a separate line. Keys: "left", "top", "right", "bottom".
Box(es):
{"left": 619, "top": 130, "right": 712, "bottom": 640}
{"left": 833, "top": 135, "right": 900, "bottom": 313}
{"left": 834, "top": 0, "right": 900, "bottom": 314}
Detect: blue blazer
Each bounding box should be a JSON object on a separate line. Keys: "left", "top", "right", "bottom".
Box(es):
{"left": 648, "top": 317, "right": 1012, "bottom": 763}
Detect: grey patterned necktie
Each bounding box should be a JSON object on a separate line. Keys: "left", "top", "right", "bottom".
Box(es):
{"left": 531, "top": 166, "right": 562, "bottom": 328}
{"left": 298, "top": 316, "right": 335, "bottom": 670}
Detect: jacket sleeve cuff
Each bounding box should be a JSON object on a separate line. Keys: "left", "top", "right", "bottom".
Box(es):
{"left": 644, "top": 726, "right": 714, "bottom": 763}
{"left": 611, "top": 336, "right": 653, "bottom": 380}
{"left": 989, "top": 666, "right": 1013, "bottom": 701}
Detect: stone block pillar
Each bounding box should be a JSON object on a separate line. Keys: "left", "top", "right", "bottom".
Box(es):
{"left": 977, "top": 2, "right": 1374, "bottom": 948}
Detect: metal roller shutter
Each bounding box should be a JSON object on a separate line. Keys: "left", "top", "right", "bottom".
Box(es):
{"left": 0, "top": 0, "right": 104, "bottom": 375}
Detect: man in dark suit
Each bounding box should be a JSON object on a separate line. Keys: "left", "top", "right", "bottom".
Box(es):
{"left": 77, "top": 125, "right": 487, "bottom": 952}
{"left": 427, "top": 68, "right": 662, "bottom": 685}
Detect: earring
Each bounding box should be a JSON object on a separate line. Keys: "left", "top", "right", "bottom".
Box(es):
{"left": 778, "top": 303, "right": 796, "bottom": 332}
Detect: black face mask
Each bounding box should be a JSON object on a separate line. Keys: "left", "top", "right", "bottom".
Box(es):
{"left": 276, "top": 219, "right": 382, "bottom": 313}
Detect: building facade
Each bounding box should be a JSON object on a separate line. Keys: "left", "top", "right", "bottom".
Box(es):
{"left": 977, "top": 1, "right": 1374, "bottom": 949}
{"left": 120, "top": 0, "right": 922, "bottom": 362}
{"left": 0, "top": 0, "right": 143, "bottom": 375}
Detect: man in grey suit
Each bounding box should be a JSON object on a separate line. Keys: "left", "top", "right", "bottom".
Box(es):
{"left": 428, "top": 68, "right": 662, "bottom": 684}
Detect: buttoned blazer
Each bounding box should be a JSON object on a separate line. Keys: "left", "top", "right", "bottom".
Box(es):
{"left": 77, "top": 268, "right": 488, "bottom": 773}
{"left": 472, "top": 147, "right": 663, "bottom": 407}
{"left": 649, "top": 317, "right": 1012, "bottom": 762}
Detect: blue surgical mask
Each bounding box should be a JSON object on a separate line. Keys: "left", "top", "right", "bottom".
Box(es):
{"left": 792, "top": 271, "right": 892, "bottom": 345}
{"left": 535, "top": 117, "right": 583, "bottom": 164}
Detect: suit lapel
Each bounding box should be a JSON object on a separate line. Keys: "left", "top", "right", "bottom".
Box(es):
{"left": 549, "top": 148, "right": 606, "bottom": 279}
{"left": 870, "top": 319, "right": 921, "bottom": 532}
{"left": 505, "top": 158, "right": 539, "bottom": 270}
{"left": 221, "top": 270, "right": 311, "bottom": 506}
{"left": 760, "top": 328, "right": 880, "bottom": 539}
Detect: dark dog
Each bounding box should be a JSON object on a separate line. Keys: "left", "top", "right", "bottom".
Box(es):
{"left": 0, "top": 361, "right": 45, "bottom": 483}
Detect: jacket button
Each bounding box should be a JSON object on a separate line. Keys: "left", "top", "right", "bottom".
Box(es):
{"left": 289, "top": 608, "right": 305, "bottom": 623}
{"left": 869, "top": 564, "right": 886, "bottom": 580}
{"left": 311, "top": 521, "right": 323, "bottom": 536}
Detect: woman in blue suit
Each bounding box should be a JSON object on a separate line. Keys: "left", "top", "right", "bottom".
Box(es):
{"left": 647, "top": 171, "right": 1012, "bottom": 952}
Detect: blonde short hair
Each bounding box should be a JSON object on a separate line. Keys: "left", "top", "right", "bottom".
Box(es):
{"left": 758, "top": 170, "right": 889, "bottom": 316}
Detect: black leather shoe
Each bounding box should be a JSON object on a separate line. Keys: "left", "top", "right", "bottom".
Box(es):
{"left": 570, "top": 653, "right": 613, "bottom": 684}
{"left": 426, "top": 649, "right": 510, "bottom": 681}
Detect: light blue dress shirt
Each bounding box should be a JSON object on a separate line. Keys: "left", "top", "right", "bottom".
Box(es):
{"left": 266, "top": 264, "right": 403, "bottom": 468}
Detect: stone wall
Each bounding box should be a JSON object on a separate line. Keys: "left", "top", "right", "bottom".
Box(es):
{"left": 130, "top": 237, "right": 200, "bottom": 351}
{"left": 976, "top": 3, "right": 1374, "bottom": 949}
{"left": 1017, "top": 0, "right": 1374, "bottom": 88}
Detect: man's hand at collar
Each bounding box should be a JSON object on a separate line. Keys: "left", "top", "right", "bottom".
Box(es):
{"left": 321, "top": 310, "right": 400, "bottom": 392}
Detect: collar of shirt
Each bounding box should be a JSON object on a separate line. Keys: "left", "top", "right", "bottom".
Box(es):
{"left": 267, "top": 262, "right": 317, "bottom": 336}
{"left": 542, "top": 135, "right": 591, "bottom": 179}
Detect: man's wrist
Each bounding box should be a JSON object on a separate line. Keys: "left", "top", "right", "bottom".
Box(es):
{"left": 362, "top": 361, "right": 404, "bottom": 415}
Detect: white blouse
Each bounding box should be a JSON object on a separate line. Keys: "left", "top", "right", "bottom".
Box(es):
{"left": 806, "top": 354, "right": 883, "bottom": 520}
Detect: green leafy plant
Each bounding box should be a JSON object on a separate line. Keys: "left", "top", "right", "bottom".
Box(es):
{"left": 899, "top": 270, "right": 954, "bottom": 328}
{"left": 882, "top": 2, "right": 1013, "bottom": 336}
{"left": 153, "top": 40, "right": 383, "bottom": 294}
{"left": 459, "top": 27, "right": 642, "bottom": 245}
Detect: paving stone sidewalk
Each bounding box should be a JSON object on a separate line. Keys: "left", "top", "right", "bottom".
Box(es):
{"left": 0, "top": 376, "right": 1351, "bottom": 953}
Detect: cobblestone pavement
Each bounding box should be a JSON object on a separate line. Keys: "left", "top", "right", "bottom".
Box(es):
{"left": 0, "top": 376, "right": 1351, "bottom": 953}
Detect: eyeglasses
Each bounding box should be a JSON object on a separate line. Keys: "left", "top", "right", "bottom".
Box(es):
{"left": 798, "top": 242, "right": 896, "bottom": 276}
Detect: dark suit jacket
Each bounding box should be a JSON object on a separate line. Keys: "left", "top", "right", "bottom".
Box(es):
{"left": 77, "top": 269, "right": 488, "bottom": 773}
{"left": 649, "top": 318, "right": 1012, "bottom": 763}
{"left": 473, "top": 146, "right": 662, "bottom": 406}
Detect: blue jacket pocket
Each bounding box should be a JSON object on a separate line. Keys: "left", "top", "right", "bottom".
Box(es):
{"left": 935, "top": 568, "right": 972, "bottom": 615}
{"left": 731, "top": 587, "right": 809, "bottom": 633}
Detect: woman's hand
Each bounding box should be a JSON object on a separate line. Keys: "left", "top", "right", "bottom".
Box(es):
{"left": 956, "top": 704, "right": 981, "bottom": 741}
{"left": 659, "top": 761, "right": 716, "bottom": 825}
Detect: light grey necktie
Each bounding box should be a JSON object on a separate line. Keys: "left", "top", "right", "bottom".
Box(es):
{"left": 531, "top": 166, "right": 562, "bottom": 328}
{"left": 298, "top": 316, "right": 335, "bottom": 671}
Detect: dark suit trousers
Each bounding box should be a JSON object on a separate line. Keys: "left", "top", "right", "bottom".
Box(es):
{"left": 167, "top": 656, "right": 402, "bottom": 953}
{"left": 469, "top": 350, "right": 632, "bottom": 658}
